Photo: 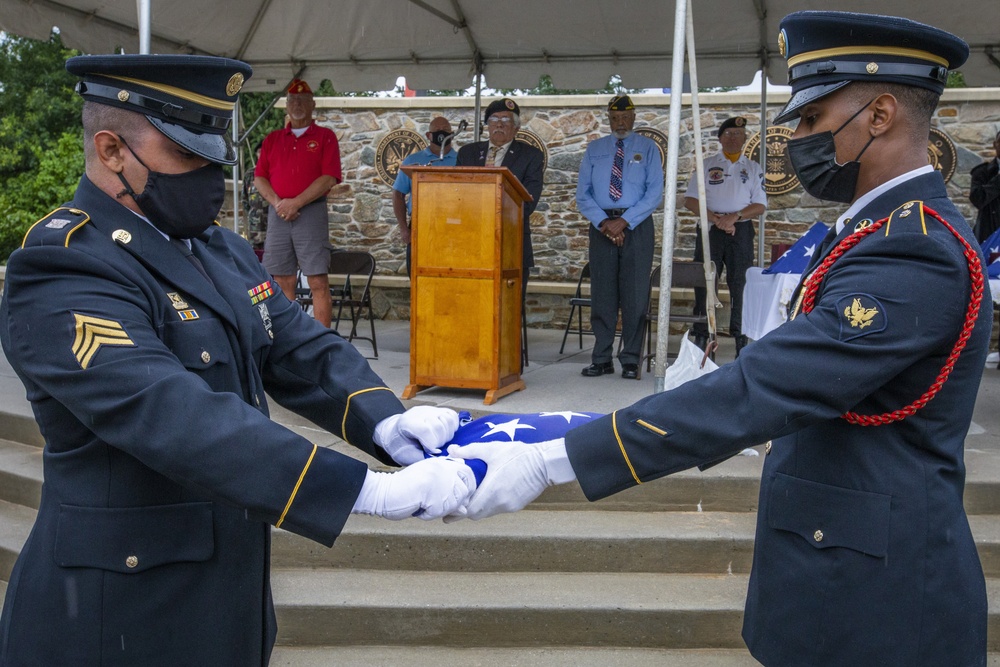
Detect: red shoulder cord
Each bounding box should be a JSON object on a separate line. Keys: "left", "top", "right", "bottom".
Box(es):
{"left": 799, "top": 205, "right": 984, "bottom": 426}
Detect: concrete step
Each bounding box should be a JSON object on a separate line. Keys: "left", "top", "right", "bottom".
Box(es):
{"left": 271, "top": 569, "right": 749, "bottom": 649}
{"left": 0, "top": 500, "right": 34, "bottom": 581}
{"left": 0, "top": 438, "right": 42, "bottom": 509}
{"left": 268, "top": 646, "right": 764, "bottom": 666}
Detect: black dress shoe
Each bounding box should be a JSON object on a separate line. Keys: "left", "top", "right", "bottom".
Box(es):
{"left": 621, "top": 363, "right": 639, "bottom": 380}
{"left": 581, "top": 362, "right": 614, "bottom": 377}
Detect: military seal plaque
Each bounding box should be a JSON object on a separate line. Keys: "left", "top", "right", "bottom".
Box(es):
{"left": 514, "top": 128, "right": 548, "bottom": 174}
{"left": 633, "top": 127, "right": 668, "bottom": 167}
{"left": 927, "top": 127, "right": 957, "bottom": 184}
{"left": 744, "top": 126, "right": 799, "bottom": 195}
{"left": 375, "top": 129, "right": 426, "bottom": 187}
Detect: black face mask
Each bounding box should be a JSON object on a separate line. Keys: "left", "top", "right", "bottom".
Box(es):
{"left": 429, "top": 130, "right": 452, "bottom": 147}
{"left": 116, "top": 137, "right": 225, "bottom": 239}
{"left": 787, "top": 99, "right": 877, "bottom": 204}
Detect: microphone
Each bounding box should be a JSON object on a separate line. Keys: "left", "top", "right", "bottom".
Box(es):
{"left": 429, "top": 120, "right": 467, "bottom": 163}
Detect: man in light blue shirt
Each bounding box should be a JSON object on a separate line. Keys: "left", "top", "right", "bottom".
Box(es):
{"left": 576, "top": 94, "right": 664, "bottom": 379}
{"left": 392, "top": 116, "right": 458, "bottom": 274}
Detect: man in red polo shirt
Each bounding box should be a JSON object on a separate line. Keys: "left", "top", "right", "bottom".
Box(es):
{"left": 255, "top": 79, "right": 341, "bottom": 327}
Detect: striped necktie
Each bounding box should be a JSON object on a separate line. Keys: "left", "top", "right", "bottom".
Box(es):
{"left": 609, "top": 138, "right": 624, "bottom": 202}
{"left": 487, "top": 145, "right": 499, "bottom": 166}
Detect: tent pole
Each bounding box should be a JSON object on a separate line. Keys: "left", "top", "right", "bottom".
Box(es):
{"left": 653, "top": 0, "right": 689, "bottom": 392}
{"left": 684, "top": 0, "right": 717, "bottom": 346}
{"left": 232, "top": 105, "right": 242, "bottom": 237}
{"left": 473, "top": 64, "right": 484, "bottom": 139}
{"left": 137, "top": 0, "right": 151, "bottom": 54}
{"left": 757, "top": 54, "right": 769, "bottom": 267}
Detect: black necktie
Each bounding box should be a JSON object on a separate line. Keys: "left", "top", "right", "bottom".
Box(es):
{"left": 170, "top": 237, "right": 213, "bottom": 284}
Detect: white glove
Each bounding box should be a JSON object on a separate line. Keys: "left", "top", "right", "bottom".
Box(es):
{"left": 374, "top": 406, "right": 460, "bottom": 465}
{"left": 444, "top": 438, "right": 576, "bottom": 521}
{"left": 351, "top": 456, "right": 476, "bottom": 520}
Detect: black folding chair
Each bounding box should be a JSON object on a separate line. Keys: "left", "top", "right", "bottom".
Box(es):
{"left": 328, "top": 250, "right": 379, "bottom": 359}
{"left": 639, "top": 261, "right": 715, "bottom": 378}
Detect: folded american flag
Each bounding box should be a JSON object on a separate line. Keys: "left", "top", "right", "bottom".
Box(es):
{"left": 435, "top": 411, "right": 604, "bottom": 484}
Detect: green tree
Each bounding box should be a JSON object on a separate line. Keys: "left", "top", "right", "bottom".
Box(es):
{"left": 0, "top": 31, "right": 83, "bottom": 259}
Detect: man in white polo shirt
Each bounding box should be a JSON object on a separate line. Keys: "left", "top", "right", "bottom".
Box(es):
{"left": 684, "top": 117, "right": 767, "bottom": 355}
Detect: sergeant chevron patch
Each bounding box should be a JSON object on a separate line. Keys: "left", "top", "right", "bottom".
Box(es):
{"left": 72, "top": 313, "right": 136, "bottom": 369}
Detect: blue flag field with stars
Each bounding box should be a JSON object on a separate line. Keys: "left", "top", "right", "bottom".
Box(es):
{"left": 763, "top": 221, "right": 829, "bottom": 275}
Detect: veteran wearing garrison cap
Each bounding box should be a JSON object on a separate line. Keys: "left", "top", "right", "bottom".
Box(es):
{"left": 457, "top": 97, "right": 544, "bottom": 293}
{"left": 575, "top": 94, "right": 664, "bottom": 379}
{"left": 684, "top": 115, "right": 767, "bottom": 356}
{"left": 255, "top": 78, "right": 341, "bottom": 328}
{"left": 0, "top": 55, "right": 475, "bottom": 665}
{"left": 447, "top": 13, "right": 990, "bottom": 666}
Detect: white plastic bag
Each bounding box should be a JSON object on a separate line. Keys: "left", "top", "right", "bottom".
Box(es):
{"left": 661, "top": 330, "right": 719, "bottom": 392}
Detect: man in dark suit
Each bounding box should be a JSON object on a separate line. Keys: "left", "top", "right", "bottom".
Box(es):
{"left": 457, "top": 97, "right": 544, "bottom": 292}
{"left": 971, "top": 128, "right": 1000, "bottom": 243}
{"left": 448, "top": 12, "right": 989, "bottom": 667}
{"left": 0, "top": 54, "right": 475, "bottom": 666}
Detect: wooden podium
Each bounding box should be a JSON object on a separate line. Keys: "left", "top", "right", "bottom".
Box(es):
{"left": 400, "top": 166, "right": 530, "bottom": 405}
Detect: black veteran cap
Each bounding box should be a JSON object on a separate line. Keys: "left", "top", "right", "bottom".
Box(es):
{"left": 608, "top": 94, "right": 635, "bottom": 111}
{"left": 717, "top": 116, "right": 747, "bottom": 137}
{"left": 774, "top": 11, "right": 969, "bottom": 124}
{"left": 484, "top": 97, "right": 520, "bottom": 123}
{"left": 66, "top": 54, "right": 253, "bottom": 165}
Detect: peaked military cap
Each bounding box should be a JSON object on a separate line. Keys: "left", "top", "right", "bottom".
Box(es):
{"left": 717, "top": 116, "right": 747, "bottom": 137}
{"left": 608, "top": 94, "right": 635, "bottom": 111}
{"left": 66, "top": 54, "right": 253, "bottom": 165}
{"left": 774, "top": 11, "right": 969, "bottom": 124}
{"left": 484, "top": 97, "right": 520, "bottom": 123}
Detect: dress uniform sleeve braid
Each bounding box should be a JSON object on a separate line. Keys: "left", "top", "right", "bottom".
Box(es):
{"left": 275, "top": 443, "right": 318, "bottom": 528}
{"left": 341, "top": 386, "right": 394, "bottom": 443}
{"left": 801, "top": 205, "right": 984, "bottom": 425}
{"left": 611, "top": 411, "right": 643, "bottom": 485}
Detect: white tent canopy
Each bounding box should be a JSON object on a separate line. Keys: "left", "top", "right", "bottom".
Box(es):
{"left": 3, "top": 0, "right": 998, "bottom": 92}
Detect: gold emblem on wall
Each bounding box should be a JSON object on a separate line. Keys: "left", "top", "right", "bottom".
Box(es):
{"left": 515, "top": 128, "right": 548, "bottom": 174}
{"left": 744, "top": 126, "right": 799, "bottom": 195}
{"left": 927, "top": 127, "right": 957, "bottom": 184}
{"left": 375, "top": 129, "right": 427, "bottom": 187}
{"left": 633, "top": 127, "right": 668, "bottom": 167}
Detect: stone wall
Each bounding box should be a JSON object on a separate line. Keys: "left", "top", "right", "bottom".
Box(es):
{"left": 224, "top": 90, "right": 1000, "bottom": 327}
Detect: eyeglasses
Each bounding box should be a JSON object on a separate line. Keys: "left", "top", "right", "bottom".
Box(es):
{"left": 487, "top": 118, "right": 514, "bottom": 126}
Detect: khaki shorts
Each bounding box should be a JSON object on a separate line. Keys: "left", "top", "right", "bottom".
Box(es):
{"left": 262, "top": 199, "right": 332, "bottom": 276}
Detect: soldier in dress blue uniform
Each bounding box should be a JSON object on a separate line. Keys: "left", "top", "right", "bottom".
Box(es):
{"left": 447, "top": 12, "right": 989, "bottom": 666}
{"left": 0, "top": 55, "right": 475, "bottom": 666}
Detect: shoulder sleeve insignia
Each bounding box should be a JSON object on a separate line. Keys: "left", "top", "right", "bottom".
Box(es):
{"left": 72, "top": 313, "right": 135, "bottom": 369}
{"left": 884, "top": 200, "right": 927, "bottom": 236}
{"left": 22, "top": 207, "right": 91, "bottom": 249}
{"left": 836, "top": 294, "right": 887, "bottom": 342}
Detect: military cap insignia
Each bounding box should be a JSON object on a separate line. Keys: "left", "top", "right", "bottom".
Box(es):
{"left": 72, "top": 313, "right": 136, "bottom": 369}
{"left": 836, "top": 294, "right": 886, "bottom": 342}
{"left": 778, "top": 29, "right": 787, "bottom": 58}
{"left": 735, "top": 117, "right": 746, "bottom": 128}
{"left": 248, "top": 280, "right": 274, "bottom": 306}
{"left": 226, "top": 73, "right": 245, "bottom": 96}
{"left": 505, "top": 98, "right": 516, "bottom": 110}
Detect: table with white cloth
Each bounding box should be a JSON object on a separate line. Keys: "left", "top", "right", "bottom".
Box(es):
{"left": 742, "top": 267, "right": 803, "bottom": 341}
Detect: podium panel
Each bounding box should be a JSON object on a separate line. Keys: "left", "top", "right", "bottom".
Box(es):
{"left": 401, "top": 166, "right": 530, "bottom": 405}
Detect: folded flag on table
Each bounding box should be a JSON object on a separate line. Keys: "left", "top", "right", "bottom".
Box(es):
{"left": 435, "top": 411, "right": 604, "bottom": 485}
{"left": 762, "top": 221, "right": 829, "bottom": 275}
{"left": 979, "top": 226, "right": 1000, "bottom": 278}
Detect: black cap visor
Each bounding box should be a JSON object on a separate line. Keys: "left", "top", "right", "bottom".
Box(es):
{"left": 774, "top": 81, "right": 850, "bottom": 124}
{"left": 148, "top": 116, "right": 236, "bottom": 165}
